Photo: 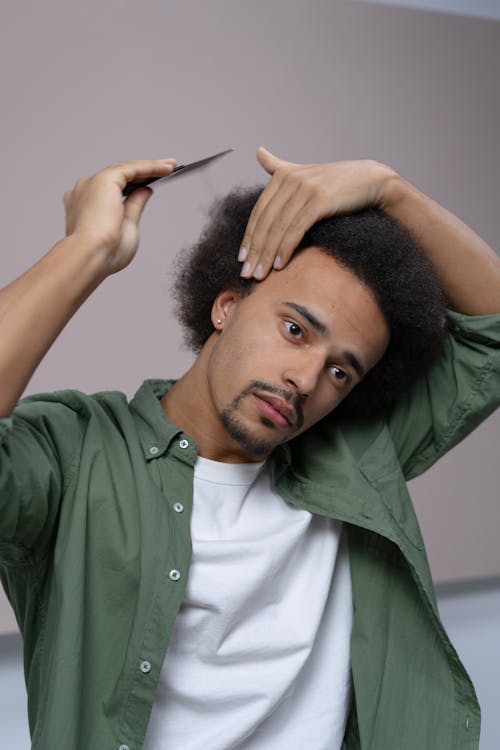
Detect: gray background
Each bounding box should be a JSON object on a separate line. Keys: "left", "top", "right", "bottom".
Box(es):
{"left": 1, "top": 1, "right": 500, "bottom": 747}
{"left": 0, "top": 0, "right": 499, "bottom": 627}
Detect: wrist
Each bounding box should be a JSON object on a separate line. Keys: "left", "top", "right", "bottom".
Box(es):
{"left": 377, "top": 167, "right": 411, "bottom": 213}
{"left": 56, "top": 234, "right": 115, "bottom": 286}
{"left": 63, "top": 232, "right": 120, "bottom": 280}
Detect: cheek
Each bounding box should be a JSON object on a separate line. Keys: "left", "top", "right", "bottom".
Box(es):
{"left": 208, "top": 329, "right": 270, "bottom": 391}
{"left": 226, "top": 335, "right": 262, "bottom": 371}
{"left": 303, "top": 382, "right": 342, "bottom": 426}
{"left": 224, "top": 317, "right": 280, "bottom": 367}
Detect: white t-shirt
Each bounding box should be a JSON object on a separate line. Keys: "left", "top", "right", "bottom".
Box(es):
{"left": 143, "top": 457, "right": 353, "bottom": 749}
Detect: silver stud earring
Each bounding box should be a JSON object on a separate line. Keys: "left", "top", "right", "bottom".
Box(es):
{"left": 216, "top": 319, "right": 222, "bottom": 325}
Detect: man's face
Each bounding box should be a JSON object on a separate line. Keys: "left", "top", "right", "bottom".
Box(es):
{"left": 206, "top": 246, "right": 390, "bottom": 459}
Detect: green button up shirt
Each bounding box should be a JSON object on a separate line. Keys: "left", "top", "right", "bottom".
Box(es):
{"left": 1, "top": 311, "right": 499, "bottom": 750}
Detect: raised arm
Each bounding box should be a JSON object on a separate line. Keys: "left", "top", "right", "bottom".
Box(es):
{"left": 239, "top": 147, "right": 500, "bottom": 315}
{"left": 0, "top": 158, "right": 176, "bottom": 418}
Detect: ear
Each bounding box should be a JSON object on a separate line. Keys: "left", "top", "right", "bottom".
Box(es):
{"left": 211, "top": 289, "right": 242, "bottom": 330}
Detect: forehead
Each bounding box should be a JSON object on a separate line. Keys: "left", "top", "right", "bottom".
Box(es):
{"left": 249, "top": 247, "right": 379, "bottom": 314}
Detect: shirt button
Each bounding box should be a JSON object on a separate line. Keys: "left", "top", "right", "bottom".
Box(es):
{"left": 140, "top": 660, "right": 151, "bottom": 674}
{"left": 149, "top": 446, "right": 159, "bottom": 456}
{"left": 173, "top": 502, "right": 184, "bottom": 513}
{"left": 169, "top": 569, "right": 181, "bottom": 581}
{"left": 179, "top": 439, "right": 189, "bottom": 449}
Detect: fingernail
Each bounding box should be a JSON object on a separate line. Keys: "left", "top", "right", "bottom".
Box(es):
{"left": 273, "top": 256, "right": 282, "bottom": 269}
{"left": 254, "top": 263, "right": 264, "bottom": 279}
{"left": 241, "top": 261, "right": 251, "bottom": 277}
{"left": 238, "top": 246, "right": 248, "bottom": 262}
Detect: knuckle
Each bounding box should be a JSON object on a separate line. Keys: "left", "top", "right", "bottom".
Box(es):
{"left": 245, "top": 237, "right": 260, "bottom": 258}
{"left": 281, "top": 168, "right": 298, "bottom": 186}
{"left": 276, "top": 164, "right": 293, "bottom": 181}
{"left": 248, "top": 221, "right": 268, "bottom": 251}
{"left": 265, "top": 220, "right": 287, "bottom": 247}
{"left": 243, "top": 215, "right": 256, "bottom": 237}
{"left": 310, "top": 179, "right": 327, "bottom": 201}
{"left": 274, "top": 217, "right": 289, "bottom": 234}
{"left": 308, "top": 180, "right": 322, "bottom": 198}
{"left": 247, "top": 243, "right": 262, "bottom": 261}
{"left": 255, "top": 247, "right": 272, "bottom": 265}
{"left": 244, "top": 210, "right": 258, "bottom": 235}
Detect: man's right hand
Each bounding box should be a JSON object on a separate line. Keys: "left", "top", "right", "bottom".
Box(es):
{"left": 64, "top": 158, "right": 177, "bottom": 275}
{"left": 0, "top": 157, "right": 177, "bottom": 417}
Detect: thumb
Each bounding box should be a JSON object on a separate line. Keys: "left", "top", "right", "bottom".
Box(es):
{"left": 256, "top": 146, "right": 287, "bottom": 175}
{"left": 123, "top": 187, "right": 153, "bottom": 226}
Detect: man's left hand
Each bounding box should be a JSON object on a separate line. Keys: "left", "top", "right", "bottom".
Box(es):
{"left": 239, "top": 147, "right": 396, "bottom": 280}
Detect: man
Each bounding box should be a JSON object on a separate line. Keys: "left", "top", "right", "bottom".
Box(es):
{"left": 0, "top": 148, "right": 499, "bottom": 750}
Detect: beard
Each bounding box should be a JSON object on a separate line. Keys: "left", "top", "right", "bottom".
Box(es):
{"left": 219, "top": 380, "right": 304, "bottom": 458}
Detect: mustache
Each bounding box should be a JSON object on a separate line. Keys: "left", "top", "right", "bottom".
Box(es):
{"left": 239, "top": 379, "right": 304, "bottom": 430}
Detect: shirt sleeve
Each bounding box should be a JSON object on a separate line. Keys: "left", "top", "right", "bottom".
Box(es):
{"left": 386, "top": 310, "right": 500, "bottom": 481}
{"left": 0, "top": 394, "right": 85, "bottom": 555}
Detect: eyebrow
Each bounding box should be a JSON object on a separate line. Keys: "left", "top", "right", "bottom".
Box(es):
{"left": 283, "top": 301, "right": 366, "bottom": 380}
{"left": 284, "top": 302, "right": 328, "bottom": 334}
{"left": 343, "top": 351, "right": 366, "bottom": 380}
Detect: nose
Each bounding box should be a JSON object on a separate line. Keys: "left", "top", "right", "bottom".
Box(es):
{"left": 283, "top": 352, "right": 324, "bottom": 398}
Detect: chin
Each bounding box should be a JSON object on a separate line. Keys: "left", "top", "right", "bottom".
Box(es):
{"left": 220, "top": 411, "right": 283, "bottom": 458}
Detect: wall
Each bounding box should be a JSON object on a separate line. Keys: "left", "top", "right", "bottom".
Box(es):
{"left": 0, "top": 0, "right": 499, "bottom": 740}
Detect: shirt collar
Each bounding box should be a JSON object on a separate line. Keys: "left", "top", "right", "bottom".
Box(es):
{"left": 128, "top": 379, "right": 197, "bottom": 464}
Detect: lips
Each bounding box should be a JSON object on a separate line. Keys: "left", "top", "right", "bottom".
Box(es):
{"left": 253, "top": 392, "right": 296, "bottom": 428}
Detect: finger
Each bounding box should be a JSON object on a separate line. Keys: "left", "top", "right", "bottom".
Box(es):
{"left": 256, "top": 146, "right": 285, "bottom": 175}
{"left": 243, "top": 184, "right": 306, "bottom": 279}
{"left": 274, "top": 196, "right": 323, "bottom": 267}
{"left": 241, "top": 165, "right": 312, "bottom": 278}
{"left": 240, "top": 177, "right": 298, "bottom": 278}
{"left": 238, "top": 170, "right": 287, "bottom": 261}
{"left": 123, "top": 187, "right": 153, "bottom": 225}
{"left": 238, "top": 146, "right": 294, "bottom": 262}
{"left": 252, "top": 189, "right": 312, "bottom": 278}
{"left": 103, "top": 158, "right": 178, "bottom": 190}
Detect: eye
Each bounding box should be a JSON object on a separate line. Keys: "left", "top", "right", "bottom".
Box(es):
{"left": 284, "top": 320, "right": 304, "bottom": 339}
{"left": 329, "top": 365, "right": 349, "bottom": 384}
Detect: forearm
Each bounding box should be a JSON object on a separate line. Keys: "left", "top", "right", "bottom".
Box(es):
{"left": 0, "top": 158, "right": 178, "bottom": 418}
{"left": 0, "top": 235, "right": 108, "bottom": 417}
{"left": 381, "top": 172, "right": 500, "bottom": 315}
{"left": 241, "top": 149, "right": 500, "bottom": 314}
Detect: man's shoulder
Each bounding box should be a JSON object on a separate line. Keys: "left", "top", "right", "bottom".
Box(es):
{"left": 17, "top": 387, "right": 130, "bottom": 420}
{"left": 10, "top": 379, "right": 175, "bottom": 445}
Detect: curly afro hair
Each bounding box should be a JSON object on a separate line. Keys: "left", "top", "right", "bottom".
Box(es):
{"left": 173, "top": 185, "right": 447, "bottom": 419}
